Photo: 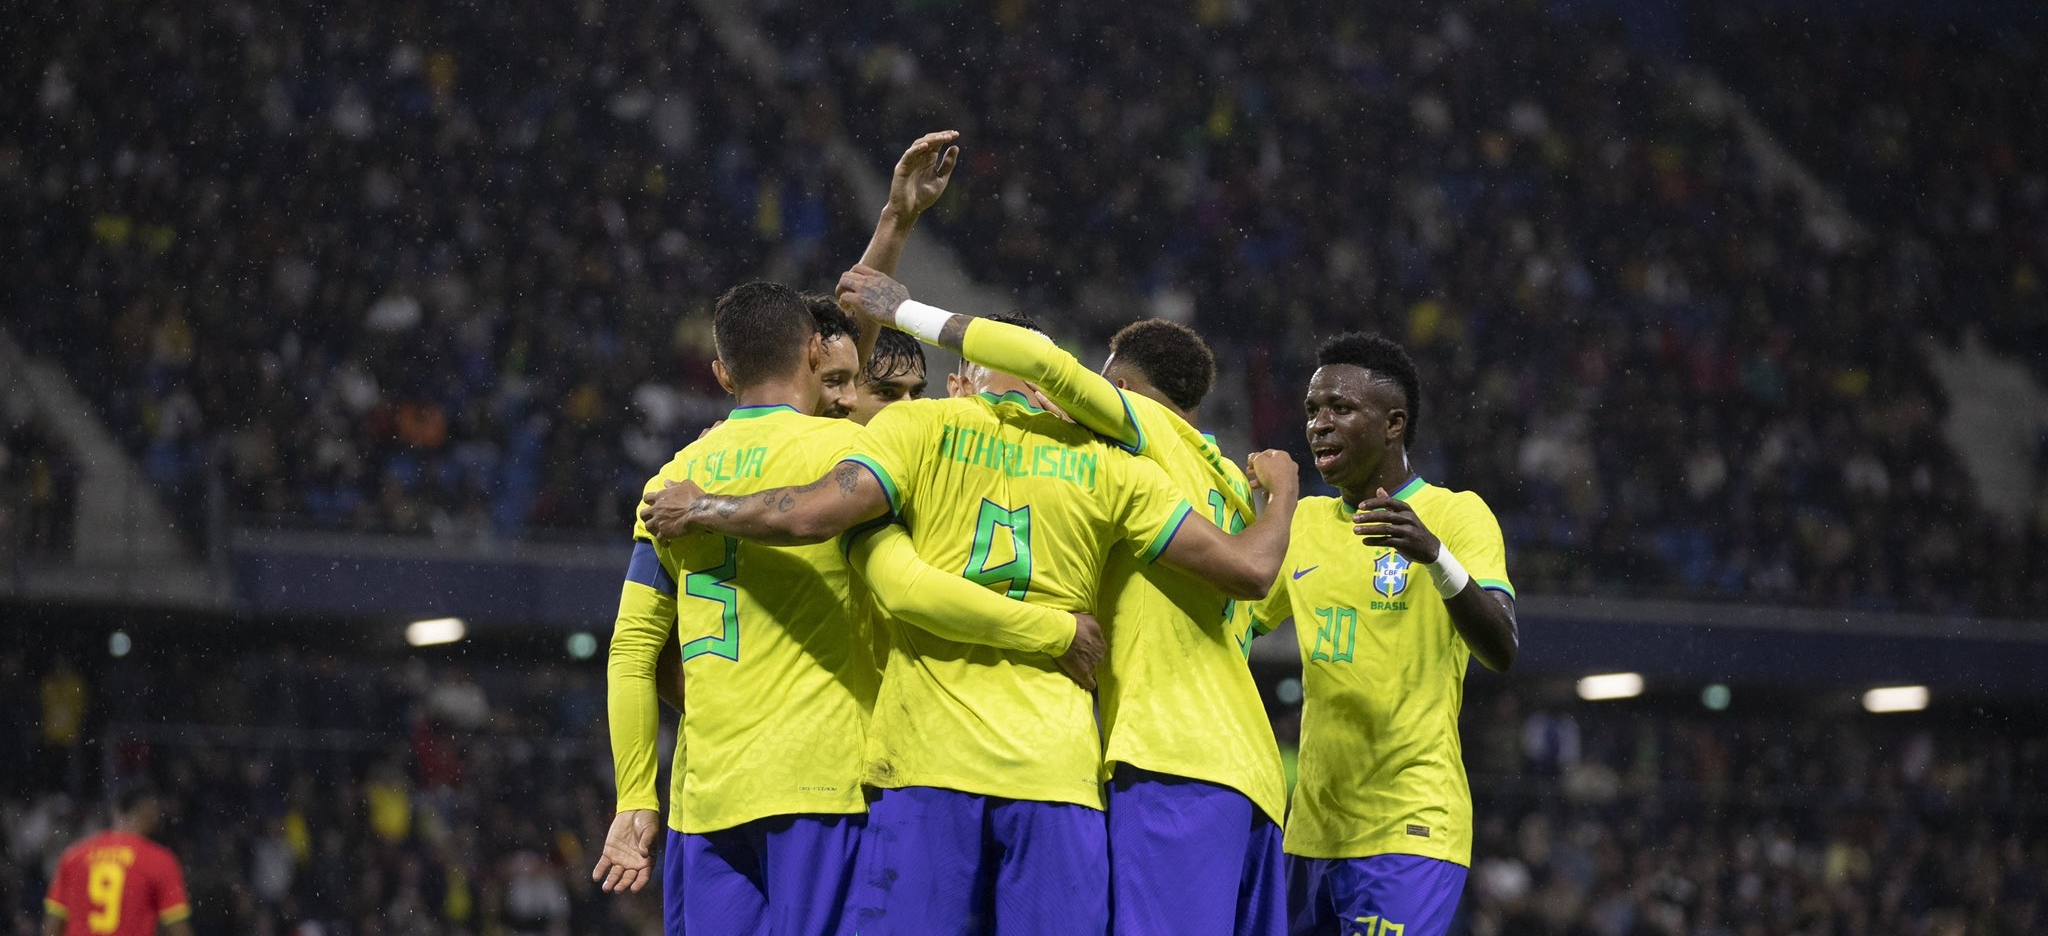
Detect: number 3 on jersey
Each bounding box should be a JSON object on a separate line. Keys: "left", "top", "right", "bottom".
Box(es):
{"left": 966, "top": 500, "right": 1033, "bottom": 599}
{"left": 681, "top": 535, "right": 741, "bottom": 661}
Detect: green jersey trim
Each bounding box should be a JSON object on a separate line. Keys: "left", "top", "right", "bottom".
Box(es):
{"left": 1141, "top": 501, "right": 1196, "bottom": 564}
{"left": 843, "top": 455, "right": 901, "bottom": 516}
{"left": 1110, "top": 388, "right": 1145, "bottom": 455}
{"left": 1477, "top": 579, "right": 1517, "bottom": 600}
{"left": 976, "top": 390, "right": 1045, "bottom": 413}
{"left": 728, "top": 404, "right": 798, "bottom": 420}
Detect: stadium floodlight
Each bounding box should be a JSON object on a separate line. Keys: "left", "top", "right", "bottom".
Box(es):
{"left": 1576, "top": 672, "right": 1644, "bottom": 701}
{"left": 1861, "top": 685, "right": 1929, "bottom": 714}
{"left": 406, "top": 617, "right": 467, "bottom": 647}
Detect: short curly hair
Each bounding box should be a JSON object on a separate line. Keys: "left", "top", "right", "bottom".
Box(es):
{"left": 1316, "top": 332, "right": 1422, "bottom": 446}
{"left": 1107, "top": 319, "right": 1216, "bottom": 412}
{"left": 802, "top": 293, "right": 857, "bottom": 345}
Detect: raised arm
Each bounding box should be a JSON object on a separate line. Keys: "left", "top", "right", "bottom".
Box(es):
{"left": 836, "top": 268, "right": 1140, "bottom": 449}
{"left": 1155, "top": 450, "right": 1300, "bottom": 600}
{"left": 850, "top": 523, "right": 1107, "bottom": 689}
{"left": 639, "top": 462, "right": 891, "bottom": 546}
{"left": 852, "top": 131, "right": 961, "bottom": 366}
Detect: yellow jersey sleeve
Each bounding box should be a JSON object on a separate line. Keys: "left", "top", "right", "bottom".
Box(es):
{"left": 607, "top": 534, "right": 677, "bottom": 814}
{"left": 850, "top": 523, "right": 1077, "bottom": 654}
{"left": 1440, "top": 492, "right": 1515, "bottom": 599}
{"left": 958, "top": 317, "right": 1142, "bottom": 451}
{"left": 1247, "top": 540, "right": 1295, "bottom": 636}
{"left": 843, "top": 398, "right": 931, "bottom": 516}
{"left": 1108, "top": 454, "right": 1199, "bottom": 564}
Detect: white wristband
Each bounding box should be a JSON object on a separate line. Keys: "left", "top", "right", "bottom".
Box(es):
{"left": 896, "top": 300, "right": 953, "bottom": 344}
{"left": 1424, "top": 545, "right": 1470, "bottom": 598}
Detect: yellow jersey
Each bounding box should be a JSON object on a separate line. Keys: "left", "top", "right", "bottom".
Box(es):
{"left": 846, "top": 392, "right": 1196, "bottom": 808}
{"left": 610, "top": 405, "right": 877, "bottom": 834}
{"left": 958, "top": 318, "right": 1286, "bottom": 824}
{"left": 1249, "top": 478, "right": 1514, "bottom": 865}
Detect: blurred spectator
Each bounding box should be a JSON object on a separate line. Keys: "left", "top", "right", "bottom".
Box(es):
{"left": 0, "top": 411, "right": 77, "bottom": 561}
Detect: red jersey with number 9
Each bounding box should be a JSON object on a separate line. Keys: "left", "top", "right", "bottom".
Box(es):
{"left": 44, "top": 830, "right": 190, "bottom": 936}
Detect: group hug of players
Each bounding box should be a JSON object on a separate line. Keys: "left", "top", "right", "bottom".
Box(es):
{"left": 595, "top": 132, "right": 1520, "bottom": 936}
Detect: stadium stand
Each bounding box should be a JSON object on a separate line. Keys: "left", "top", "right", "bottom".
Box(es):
{"left": 1695, "top": 5, "right": 2048, "bottom": 369}
{"left": 1, "top": 640, "right": 647, "bottom": 936}
{"left": 775, "top": 0, "right": 2048, "bottom": 615}
{"left": 6, "top": 0, "right": 859, "bottom": 546}
{"left": 11, "top": 0, "right": 2040, "bottom": 613}
{"left": 7, "top": 3, "right": 2047, "bottom": 934}
{"left": 2, "top": 635, "right": 2042, "bottom": 935}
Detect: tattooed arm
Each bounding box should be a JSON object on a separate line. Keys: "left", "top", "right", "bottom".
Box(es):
{"left": 638, "top": 462, "right": 890, "bottom": 546}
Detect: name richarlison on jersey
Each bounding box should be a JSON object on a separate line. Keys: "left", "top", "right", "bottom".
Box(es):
{"left": 936, "top": 425, "right": 1099, "bottom": 488}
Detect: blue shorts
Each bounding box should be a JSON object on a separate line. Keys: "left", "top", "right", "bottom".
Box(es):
{"left": 662, "top": 814, "right": 862, "bottom": 936}
{"left": 1107, "top": 765, "right": 1286, "bottom": 936}
{"left": 847, "top": 785, "right": 1108, "bottom": 936}
{"left": 1286, "top": 853, "right": 1468, "bottom": 936}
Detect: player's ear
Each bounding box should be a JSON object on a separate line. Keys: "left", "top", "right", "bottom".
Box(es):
{"left": 804, "top": 333, "right": 826, "bottom": 374}
{"left": 1384, "top": 407, "right": 1408, "bottom": 445}
{"left": 711, "top": 360, "right": 737, "bottom": 395}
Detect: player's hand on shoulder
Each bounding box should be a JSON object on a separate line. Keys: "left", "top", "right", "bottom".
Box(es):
{"left": 641, "top": 479, "right": 709, "bottom": 539}
{"left": 593, "top": 808, "right": 660, "bottom": 894}
{"left": 1245, "top": 449, "right": 1300, "bottom": 501}
{"left": 1054, "top": 612, "right": 1106, "bottom": 691}
{"left": 1353, "top": 486, "right": 1442, "bottom": 562}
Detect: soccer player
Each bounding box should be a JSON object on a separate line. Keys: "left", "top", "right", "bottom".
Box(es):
{"left": 1247, "top": 333, "right": 1519, "bottom": 936}
{"left": 639, "top": 315, "right": 1301, "bottom": 934}
{"left": 836, "top": 266, "right": 1288, "bottom": 935}
{"left": 847, "top": 328, "right": 929, "bottom": 424}
{"left": 598, "top": 282, "right": 1093, "bottom": 936}
{"left": 804, "top": 293, "right": 863, "bottom": 420}
{"left": 43, "top": 783, "right": 193, "bottom": 936}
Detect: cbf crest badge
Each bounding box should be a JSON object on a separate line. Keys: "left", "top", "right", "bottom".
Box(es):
{"left": 1373, "top": 551, "right": 1412, "bottom": 597}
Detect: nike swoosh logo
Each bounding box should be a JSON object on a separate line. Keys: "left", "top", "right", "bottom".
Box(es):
{"left": 1292, "top": 566, "right": 1319, "bottom": 580}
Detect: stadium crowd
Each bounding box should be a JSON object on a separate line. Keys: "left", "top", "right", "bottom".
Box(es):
{"left": 4, "top": 644, "right": 2043, "bottom": 936}
{"left": 8, "top": 0, "right": 857, "bottom": 546}
{"left": 1695, "top": 5, "right": 2048, "bottom": 366}
{"left": 2, "top": 645, "right": 651, "bottom": 936}
{"left": 6, "top": 0, "right": 2047, "bottom": 614}
{"left": 786, "top": 0, "right": 2048, "bottom": 615}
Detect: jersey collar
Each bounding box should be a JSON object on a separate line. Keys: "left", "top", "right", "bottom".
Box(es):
{"left": 1339, "top": 476, "right": 1429, "bottom": 514}
{"left": 727, "top": 404, "right": 798, "bottom": 420}
{"left": 976, "top": 390, "right": 1044, "bottom": 413}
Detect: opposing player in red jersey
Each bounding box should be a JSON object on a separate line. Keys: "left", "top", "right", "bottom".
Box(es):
{"left": 43, "top": 784, "right": 193, "bottom": 936}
